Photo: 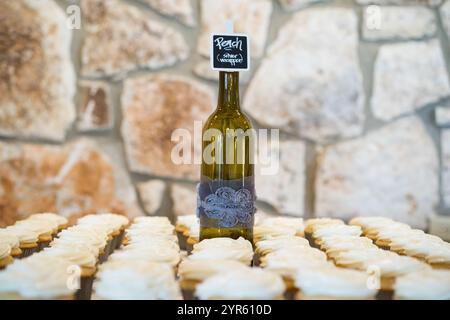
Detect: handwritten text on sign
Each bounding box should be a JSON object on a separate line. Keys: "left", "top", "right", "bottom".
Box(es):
{"left": 211, "top": 34, "right": 249, "bottom": 71}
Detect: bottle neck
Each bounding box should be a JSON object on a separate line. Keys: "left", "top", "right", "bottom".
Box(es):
{"left": 217, "top": 71, "right": 240, "bottom": 111}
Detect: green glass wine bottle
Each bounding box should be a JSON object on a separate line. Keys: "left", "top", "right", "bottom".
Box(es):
{"left": 198, "top": 71, "right": 255, "bottom": 242}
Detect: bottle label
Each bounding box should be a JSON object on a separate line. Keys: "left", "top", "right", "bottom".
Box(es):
{"left": 197, "top": 176, "right": 256, "bottom": 228}
{"left": 210, "top": 34, "right": 250, "bottom": 72}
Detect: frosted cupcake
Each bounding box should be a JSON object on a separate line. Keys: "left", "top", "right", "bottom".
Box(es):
{"left": 260, "top": 247, "right": 329, "bottom": 294}
{"left": 27, "top": 213, "right": 69, "bottom": 232}
{"left": 255, "top": 236, "right": 310, "bottom": 256}
{"left": 388, "top": 234, "right": 450, "bottom": 269}
{"left": 349, "top": 216, "right": 393, "bottom": 229}
{"left": 195, "top": 268, "right": 285, "bottom": 300}
{"left": 190, "top": 237, "right": 254, "bottom": 265}
{"left": 52, "top": 227, "right": 109, "bottom": 259}
{"left": 175, "top": 215, "right": 198, "bottom": 249}
{"left": 371, "top": 226, "right": 417, "bottom": 249}
{"left": 185, "top": 223, "right": 200, "bottom": 251}
{"left": 0, "top": 243, "right": 13, "bottom": 270}
{"left": 0, "top": 255, "right": 77, "bottom": 300}
{"left": 93, "top": 260, "right": 182, "bottom": 300}
{"left": 40, "top": 247, "right": 98, "bottom": 300}
{"left": 257, "top": 217, "right": 305, "bottom": 237}
{"left": 319, "top": 236, "right": 376, "bottom": 260}
{"left": 77, "top": 214, "right": 129, "bottom": 255}
{"left": 253, "top": 225, "right": 298, "bottom": 243}
{"left": 294, "top": 265, "right": 377, "bottom": 300}
{"left": 312, "top": 225, "right": 362, "bottom": 246}
{"left": 3, "top": 227, "right": 39, "bottom": 258}
{"left": 110, "top": 246, "right": 181, "bottom": 268}
{"left": 394, "top": 269, "right": 450, "bottom": 300}
{"left": 425, "top": 246, "right": 450, "bottom": 269}
{"left": 332, "top": 248, "right": 428, "bottom": 290}
{"left": 348, "top": 217, "right": 396, "bottom": 241}
{"left": 178, "top": 259, "right": 249, "bottom": 298}
{"left": 0, "top": 232, "right": 22, "bottom": 258}
{"left": 304, "top": 218, "right": 344, "bottom": 241}
{"left": 124, "top": 229, "right": 179, "bottom": 246}
{"left": 14, "top": 219, "right": 59, "bottom": 250}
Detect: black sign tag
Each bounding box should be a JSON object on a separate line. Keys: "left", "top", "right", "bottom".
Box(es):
{"left": 210, "top": 34, "right": 250, "bottom": 71}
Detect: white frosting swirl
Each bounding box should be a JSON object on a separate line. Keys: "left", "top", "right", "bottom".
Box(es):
{"left": 312, "top": 225, "right": 362, "bottom": 239}
{"left": 255, "top": 236, "right": 310, "bottom": 255}
{"left": 304, "top": 218, "right": 344, "bottom": 234}
{"left": 0, "top": 231, "right": 20, "bottom": 250}
{"left": 4, "top": 226, "right": 39, "bottom": 244}
{"left": 257, "top": 217, "right": 304, "bottom": 237}
{"left": 41, "top": 247, "right": 97, "bottom": 268}
{"left": 178, "top": 259, "right": 248, "bottom": 281}
{"left": 333, "top": 248, "right": 428, "bottom": 277}
{"left": 27, "top": 213, "right": 68, "bottom": 228}
{"left": 0, "top": 255, "right": 76, "bottom": 299}
{"left": 191, "top": 237, "right": 253, "bottom": 265}
{"left": 110, "top": 247, "right": 180, "bottom": 266}
{"left": 294, "top": 265, "right": 377, "bottom": 299}
{"left": 196, "top": 268, "right": 285, "bottom": 300}
{"left": 395, "top": 269, "right": 450, "bottom": 300}
{"left": 94, "top": 261, "right": 181, "bottom": 300}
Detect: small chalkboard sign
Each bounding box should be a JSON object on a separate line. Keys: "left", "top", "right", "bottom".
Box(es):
{"left": 210, "top": 33, "right": 250, "bottom": 72}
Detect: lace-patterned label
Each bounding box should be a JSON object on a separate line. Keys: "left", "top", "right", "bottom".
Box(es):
{"left": 197, "top": 176, "right": 256, "bottom": 228}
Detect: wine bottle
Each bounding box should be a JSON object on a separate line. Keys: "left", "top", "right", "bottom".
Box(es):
{"left": 198, "top": 71, "right": 255, "bottom": 242}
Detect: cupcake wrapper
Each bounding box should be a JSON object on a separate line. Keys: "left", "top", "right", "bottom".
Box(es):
{"left": 103, "top": 240, "right": 114, "bottom": 259}
{"left": 19, "top": 247, "right": 37, "bottom": 259}
{"left": 376, "top": 290, "right": 394, "bottom": 300}
{"left": 38, "top": 241, "right": 52, "bottom": 251}
{"left": 98, "top": 251, "right": 108, "bottom": 264}
{"left": 177, "top": 231, "right": 188, "bottom": 251}
{"left": 181, "top": 289, "right": 196, "bottom": 301}
{"left": 76, "top": 276, "right": 95, "bottom": 300}
{"left": 283, "top": 288, "right": 298, "bottom": 301}
{"left": 114, "top": 231, "right": 125, "bottom": 250}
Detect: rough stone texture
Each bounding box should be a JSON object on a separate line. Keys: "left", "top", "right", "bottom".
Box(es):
{"left": 357, "top": 0, "right": 442, "bottom": 5}
{"left": 441, "top": 1, "right": 450, "bottom": 39}
{"left": 121, "top": 74, "right": 214, "bottom": 180}
{"left": 197, "top": 0, "right": 273, "bottom": 58}
{"left": 81, "top": 0, "right": 188, "bottom": 79}
{"left": 0, "top": 0, "right": 75, "bottom": 142}
{"left": 170, "top": 183, "right": 197, "bottom": 216}
{"left": 243, "top": 8, "right": 365, "bottom": 143}
{"left": 278, "top": 0, "right": 326, "bottom": 11}
{"left": 442, "top": 130, "right": 450, "bottom": 208}
{"left": 315, "top": 116, "right": 439, "bottom": 229}
{"left": 137, "top": 180, "right": 166, "bottom": 215}
{"left": 77, "top": 81, "right": 113, "bottom": 132}
{"left": 0, "top": 139, "right": 142, "bottom": 227}
{"left": 436, "top": 105, "right": 450, "bottom": 126}
{"left": 137, "top": 0, "right": 196, "bottom": 26}
{"left": 256, "top": 140, "right": 305, "bottom": 216}
{"left": 193, "top": 60, "right": 251, "bottom": 84}
{"left": 362, "top": 6, "right": 436, "bottom": 41}
{"left": 371, "top": 41, "right": 450, "bottom": 121}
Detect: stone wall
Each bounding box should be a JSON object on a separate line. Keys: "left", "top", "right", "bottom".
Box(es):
{"left": 1, "top": 0, "right": 449, "bottom": 229}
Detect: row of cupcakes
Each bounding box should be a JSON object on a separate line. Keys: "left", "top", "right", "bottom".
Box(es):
{"left": 255, "top": 218, "right": 378, "bottom": 300}
{"left": 309, "top": 218, "right": 450, "bottom": 299}
{"left": 0, "top": 213, "right": 129, "bottom": 300}
{"left": 0, "top": 213, "right": 69, "bottom": 269}
{"left": 178, "top": 236, "right": 286, "bottom": 299}
{"left": 350, "top": 216, "right": 450, "bottom": 269}
{"left": 92, "top": 216, "right": 182, "bottom": 299}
